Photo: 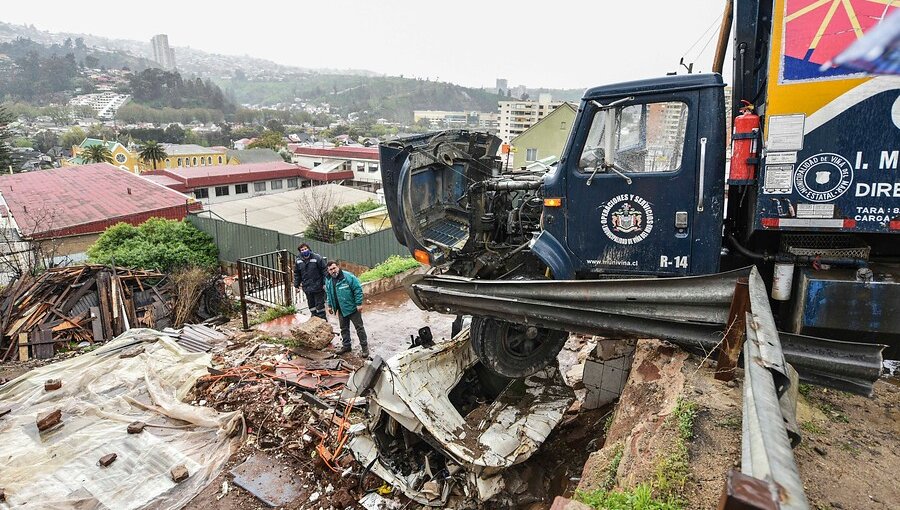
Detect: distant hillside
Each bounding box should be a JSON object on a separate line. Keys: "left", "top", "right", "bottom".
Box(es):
{"left": 221, "top": 75, "right": 507, "bottom": 121}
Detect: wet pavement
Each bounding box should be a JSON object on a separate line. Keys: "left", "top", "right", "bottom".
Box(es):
{"left": 256, "top": 287, "right": 457, "bottom": 360}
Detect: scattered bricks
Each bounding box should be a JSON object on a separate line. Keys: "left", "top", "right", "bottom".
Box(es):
{"left": 171, "top": 465, "right": 189, "bottom": 483}
{"left": 119, "top": 346, "right": 145, "bottom": 359}
{"left": 44, "top": 379, "right": 62, "bottom": 391}
{"left": 36, "top": 409, "right": 62, "bottom": 431}
{"left": 127, "top": 421, "right": 146, "bottom": 434}
{"left": 99, "top": 453, "right": 117, "bottom": 467}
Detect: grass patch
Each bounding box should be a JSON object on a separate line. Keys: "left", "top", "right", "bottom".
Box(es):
{"left": 801, "top": 420, "right": 825, "bottom": 435}
{"left": 672, "top": 399, "right": 698, "bottom": 441}
{"left": 603, "top": 443, "right": 625, "bottom": 490}
{"left": 358, "top": 256, "right": 421, "bottom": 283}
{"left": 817, "top": 401, "right": 850, "bottom": 423}
{"left": 603, "top": 413, "right": 615, "bottom": 435}
{"left": 718, "top": 416, "right": 741, "bottom": 430}
{"left": 839, "top": 441, "right": 861, "bottom": 456}
{"left": 250, "top": 305, "right": 297, "bottom": 326}
{"left": 798, "top": 383, "right": 813, "bottom": 397}
{"left": 575, "top": 484, "right": 682, "bottom": 510}
{"left": 653, "top": 399, "right": 698, "bottom": 503}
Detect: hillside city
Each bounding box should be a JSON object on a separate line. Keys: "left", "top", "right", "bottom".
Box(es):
{"left": 0, "top": 7, "right": 896, "bottom": 510}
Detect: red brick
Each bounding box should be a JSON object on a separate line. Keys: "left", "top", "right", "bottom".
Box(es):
{"left": 44, "top": 379, "right": 62, "bottom": 391}
{"left": 127, "top": 421, "right": 146, "bottom": 434}
{"left": 99, "top": 453, "right": 117, "bottom": 467}
{"left": 36, "top": 409, "right": 62, "bottom": 431}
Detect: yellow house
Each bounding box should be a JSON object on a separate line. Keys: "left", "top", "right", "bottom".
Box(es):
{"left": 510, "top": 102, "right": 577, "bottom": 169}
{"left": 160, "top": 144, "right": 228, "bottom": 170}
{"left": 67, "top": 138, "right": 142, "bottom": 173}
{"left": 341, "top": 206, "right": 391, "bottom": 239}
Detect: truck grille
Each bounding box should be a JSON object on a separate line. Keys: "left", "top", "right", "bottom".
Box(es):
{"left": 781, "top": 234, "right": 870, "bottom": 260}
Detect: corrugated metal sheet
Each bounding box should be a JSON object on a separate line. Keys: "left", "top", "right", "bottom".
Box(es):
{"left": 189, "top": 214, "right": 410, "bottom": 268}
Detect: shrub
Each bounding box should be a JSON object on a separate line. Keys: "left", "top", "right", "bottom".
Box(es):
{"left": 359, "top": 256, "right": 420, "bottom": 283}
{"left": 87, "top": 218, "right": 218, "bottom": 272}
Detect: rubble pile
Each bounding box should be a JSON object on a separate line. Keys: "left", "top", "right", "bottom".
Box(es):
{"left": 0, "top": 265, "right": 171, "bottom": 361}
{"left": 189, "top": 337, "right": 387, "bottom": 509}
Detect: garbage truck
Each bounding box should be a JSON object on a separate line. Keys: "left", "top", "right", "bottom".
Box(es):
{"left": 378, "top": 0, "right": 899, "bottom": 377}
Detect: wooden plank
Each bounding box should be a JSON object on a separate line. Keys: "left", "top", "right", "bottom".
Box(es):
{"left": 18, "top": 332, "right": 28, "bottom": 361}
{"left": 34, "top": 327, "right": 54, "bottom": 359}
{"left": 96, "top": 271, "right": 114, "bottom": 341}
{"left": 59, "top": 280, "right": 96, "bottom": 314}
{"left": 90, "top": 306, "right": 104, "bottom": 342}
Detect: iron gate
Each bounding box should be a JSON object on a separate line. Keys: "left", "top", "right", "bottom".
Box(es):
{"left": 237, "top": 249, "right": 293, "bottom": 329}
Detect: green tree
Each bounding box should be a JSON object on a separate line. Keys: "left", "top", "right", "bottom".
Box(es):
{"left": 138, "top": 140, "right": 168, "bottom": 170}
{"left": 87, "top": 218, "right": 218, "bottom": 272}
{"left": 0, "top": 105, "right": 12, "bottom": 170}
{"left": 248, "top": 130, "right": 284, "bottom": 150}
{"left": 82, "top": 143, "right": 113, "bottom": 164}
{"left": 59, "top": 126, "right": 86, "bottom": 150}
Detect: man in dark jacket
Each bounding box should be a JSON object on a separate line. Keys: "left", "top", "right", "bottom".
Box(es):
{"left": 324, "top": 260, "right": 368, "bottom": 357}
{"left": 293, "top": 243, "right": 327, "bottom": 320}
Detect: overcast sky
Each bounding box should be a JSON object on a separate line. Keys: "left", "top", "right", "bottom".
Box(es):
{"left": 4, "top": 0, "right": 733, "bottom": 89}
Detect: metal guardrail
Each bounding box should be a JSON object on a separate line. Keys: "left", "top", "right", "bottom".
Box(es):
{"left": 738, "top": 269, "right": 809, "bottom": 510}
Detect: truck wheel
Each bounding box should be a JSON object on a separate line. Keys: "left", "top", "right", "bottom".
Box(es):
{"left": 470, "top": 316, "right": 567, "bottom": 378}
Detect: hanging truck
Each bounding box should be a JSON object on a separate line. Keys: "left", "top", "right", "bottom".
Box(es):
{"left": 378, "top": 0, "right": 899, "bottom": 378}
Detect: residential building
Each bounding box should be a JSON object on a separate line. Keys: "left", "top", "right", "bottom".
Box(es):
{"left": 509, "top": 103, "right": 577, "bottom": 169}
{"left": 0, "top": 163, "right": 198, "bottom": 273}
{"left": 226, "top": 148, "right": 283, "bottom": 165}
{"left": 160, "top": 144, "right": 228, "bottom": 170}
{"left": 151, "top": 34, "right": 176, "bottom": 70}
{"left": 412, "top": 110, "right": 499, "bottom": 130}
{"left": 498, "top": 94, "right": 565, "bottom": 143}
{"left": 142, "top": 161, "right": 352, "bottom": 205}
{"left": 233, "top": 138, "right": 254, "bottom": 150}
{"left": 69, "top": 92, "right": 131, "bottom": 120}
{"left": 66, "top": 138, "right": 141, "bottom": 173}
{"left": 496, "top": 78, "right": 508, "bottom": 95}
{"left": 341, "top": 205, "right": 391, "bottom": 239}
{"left": 292, "top": 146, "right": 381, "bottom": 192}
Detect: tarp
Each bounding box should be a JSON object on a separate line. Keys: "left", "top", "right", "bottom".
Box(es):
{"left": 0, "top": 329, "right": 244, "bottom": 510}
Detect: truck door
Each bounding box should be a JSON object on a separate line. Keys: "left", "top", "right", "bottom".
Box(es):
{"left": 561, "top": 76, "right": 725, "bottom": 276}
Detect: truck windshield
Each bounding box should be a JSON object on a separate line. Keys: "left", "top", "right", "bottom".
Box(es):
{"left": 579, "top": 101, "right": 688, "bottom": 173}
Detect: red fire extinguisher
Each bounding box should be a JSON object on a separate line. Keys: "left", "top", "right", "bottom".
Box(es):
{"left": 728, "top": 100, "right": 759, "bottom": 185}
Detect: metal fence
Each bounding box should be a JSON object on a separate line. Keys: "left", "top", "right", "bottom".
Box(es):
{"left": 237, "top": 250, "right": 294, "bottom": 329}
{"left": 187, "top": 213, "right": 410, "bottom": 268}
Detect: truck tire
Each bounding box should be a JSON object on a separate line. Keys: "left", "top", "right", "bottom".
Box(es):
{"left": 470, "top": 316, "right": 567, "bottom": 378}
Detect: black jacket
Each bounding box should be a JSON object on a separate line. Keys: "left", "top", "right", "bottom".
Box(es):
{"left": 294, "top": 251, "right": 327, "bottom": 292}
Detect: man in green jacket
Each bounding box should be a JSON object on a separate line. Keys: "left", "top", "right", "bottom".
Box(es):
{"left": 324, "top": 260, "right": 369, "bottom": 357}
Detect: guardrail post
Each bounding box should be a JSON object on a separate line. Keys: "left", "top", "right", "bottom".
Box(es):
{"left": 716, "top": 276, "right": 750, "bottom": 381}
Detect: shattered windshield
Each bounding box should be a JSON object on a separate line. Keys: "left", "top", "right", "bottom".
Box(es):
{"left": 579, "top": 101, "right": 688, "bottom": 173}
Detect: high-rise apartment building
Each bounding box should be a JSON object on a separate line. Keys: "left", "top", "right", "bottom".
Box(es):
{"left": 498, "top": 94, "right": 564, "bottom": 143}
{"left": 151, "top": 34, "right": 176, "bottom": 70}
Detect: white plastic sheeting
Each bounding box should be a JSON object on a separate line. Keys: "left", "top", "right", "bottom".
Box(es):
{"left": 0, "top": 329, "right": 243, "bottom": 510}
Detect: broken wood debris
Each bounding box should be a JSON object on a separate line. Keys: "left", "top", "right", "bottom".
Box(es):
{"left": 0, "top": 265, "right": 172, "bottom": 361}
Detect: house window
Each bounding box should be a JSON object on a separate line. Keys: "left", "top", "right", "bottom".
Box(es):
{"left": 177, "top": 158, "right": 183, "bottom": 167}
{"left": 254, "top": 181, "right": 266, "bottom": 192}
{"left": 218, "top": 156, "right": 223, "bottom": 164}
{"left": 270, "top": 180, "right": 283, "bottom": 190}
{"left": 194, "top": 188, "right": 209, "bottom": 199}
{"left": 115, "top": 153, "right": 127, "bottom": 163}
{"left": 368, "top": 163, "right": 378, "bottom": 173}
{"left": 526, "top": 148, "right": 538, "bottom": 161}
{"left": 235, "top": 183, "right": 248, "bottom": 194}
{"left": 200, "top": 157, "right": 205, "bottom": 166}
{"left": 192, "top": 157, "right": 198, "bottom": 166}
{"left": 356, "top": 163, "right": 365, "bottom": 172}
{"left": 287, "top": 178, "right": 299, "bottom": 188}
{"left": 165, "top": 159, "right": 171, "bottom": 168}
{"left": 313, "top": 162, "right": 321, "bottom": 167}
{"left": 215, "top": 186, "right": 230, "bottom": 197}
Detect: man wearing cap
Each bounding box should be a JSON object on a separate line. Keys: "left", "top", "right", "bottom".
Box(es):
{"left": 293, "top": 243, "right": 327, "bottom": 320}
